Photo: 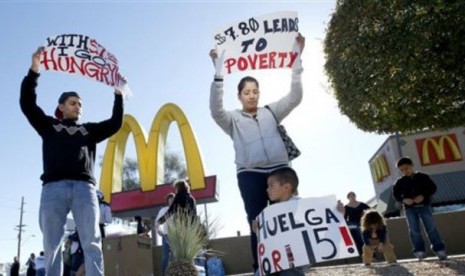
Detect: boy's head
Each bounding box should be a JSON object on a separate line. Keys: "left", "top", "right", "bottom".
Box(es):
{"left": 55, "top": 91, "right": 81, "bottom": 121}
{"left": 267, "top": 167, "right": 299, "bottom": 202}
{"left": 396, "top": 157, "right": 415, "bottom": 176}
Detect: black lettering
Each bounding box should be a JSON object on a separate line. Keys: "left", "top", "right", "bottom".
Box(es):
{"left": 46, "top": 35, "right": 61, "bottom": 47}
{"left": 57, "top": 46, "right": 68, "bottom": 57}
{"left": 281, "top": 18, "right": 288, "bottom": 32}
{"left": 325, "top": 208, "right": 340, "bottom": 224}
{"left": 66, "top": 34, "right": 78, "bottom": 47}
{"left": 305, "top": 209, "right": 323, "bottom": 225}
{"left": 241, "top": 38, "right": 254, "bottom": 53}
{"left": 277, "top": 214, "right": 289, "bottom": 232}
{"left": 289, "top": 212, "right": 305, "bottom": 229}
{"left": 74, "top": 49, "right": 91, "bottom": 60}
{"left": 76, "top": 35, "right": 89, "bottom": 50}
{"left": 272, "top": 19, "right": 281, "bottom": 33}
{"left": 264, "top": 20, "right": 273, "bottom": 34}
{"left": 266, "top": 217, "right": 278, "bottom": 236}
{"left": 256, "top": 38, "right": 267, "bottom": 52}
{"left": 262, "top": 258, "right": 271, "bottom": 274}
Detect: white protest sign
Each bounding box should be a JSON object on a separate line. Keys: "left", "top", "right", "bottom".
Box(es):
{"left": 213, "top": 11, "right": 300, "bottom": 75}
{"left": 40, "top": 34, "right": 132, "bottom": 98}
{"left": 256, "top": 195, "right": 358, "bottom": 275}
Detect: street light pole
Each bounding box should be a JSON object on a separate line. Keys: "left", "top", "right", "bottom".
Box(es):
{"left": 16, "top": 196, "right": 25, "bottom": 262}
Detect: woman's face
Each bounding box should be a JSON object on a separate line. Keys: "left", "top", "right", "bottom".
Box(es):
{"left": 238, "top": 81, "right": 259, "bottom": 113}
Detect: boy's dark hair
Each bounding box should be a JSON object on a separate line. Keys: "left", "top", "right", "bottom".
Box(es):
{"left": 397, "top": 157, "right": 413, "bottom": 168}
{"left": 237, "top": 76, "right": 259, "bottom": 95}
{"left": 269, "top": 167, "right": 299, "bottom": 193}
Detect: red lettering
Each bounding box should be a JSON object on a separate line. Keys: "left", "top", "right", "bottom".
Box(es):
{"left": 259, "top": 53, "right": 268, "bottom": 69}
{"left": 269, "top": 52, "right": 277, "bottom": 68}
{"left": 287, "top": 52, "right": 298, "bottom": 68}
{"left": 258, "top": 243, "right": 265, "bottom": 276}
{"left": 57, "top": 56, "right": 71, "bottom": 72}
{"left": 246, "top": 54, "right": 258, "bottom": 70}
{"left": 272, "top": 250, "right": 283, "bottom": 271}
{"left": 224, "top": 58, "right": 236, "bottom": 74}
{"left": 68, "top": 57, "right": 86, "bottom": 75}
{"left": 278, "top": 52, "right": 287, "bottom": 67}
{"left": 237, "top": 57, "right": 248, "bottom": 71}
{"left": 41, "top": 48, "right": 58, "bottom": 70}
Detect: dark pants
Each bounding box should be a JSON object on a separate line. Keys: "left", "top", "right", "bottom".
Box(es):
{"left": 238, "top": 171, "right": 270, "bottom": 271}
{"left": 99, "top": 224, "right": 106, "bottom": 239}
{"left": 348, "top": 225, "right": 364, "bottom": 256}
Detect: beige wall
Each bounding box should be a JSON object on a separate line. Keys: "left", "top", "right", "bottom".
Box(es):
{"left": 103, "top": 234, "right": 153, "bottom": 276}
{"left": 104, "top": 211, "right": 465, "bottom": 275}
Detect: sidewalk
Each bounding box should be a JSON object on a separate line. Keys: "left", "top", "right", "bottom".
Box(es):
{"left": 232, "top": 254, "right": 465, "bottom": 276}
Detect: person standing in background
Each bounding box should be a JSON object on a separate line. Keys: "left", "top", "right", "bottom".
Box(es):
{"left": 344, "top": 191, "right": 370, "bottom": 255}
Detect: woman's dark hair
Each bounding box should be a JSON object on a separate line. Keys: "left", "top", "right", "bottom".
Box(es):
{"left": 174, "top": 179, "right": 190, "bottom": 193}
{"left": 237, "top": 76, "right": 259, "bottom": 95}
{"left": 361, "top": 209, "right": 385, "bottom": 232}
{"left": 347, "top": 191, "right": 356, "bottom": 199}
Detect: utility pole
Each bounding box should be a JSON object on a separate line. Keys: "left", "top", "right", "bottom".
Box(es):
{"left": 15, "top": 196, "right": 25, "bottom": 262}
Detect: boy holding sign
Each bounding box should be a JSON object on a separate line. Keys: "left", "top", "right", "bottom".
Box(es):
{"left": 254, "top": 167, "right": 345, "bottom": 275}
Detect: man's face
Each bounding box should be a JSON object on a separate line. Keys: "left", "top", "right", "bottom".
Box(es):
{"left": 59, "top": 96, "right": 82, "bottom": 120}
{"left": 399, "top": 164, "right": 414, "bottom": 176}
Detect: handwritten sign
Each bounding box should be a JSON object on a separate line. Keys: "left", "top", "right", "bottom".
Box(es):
{"left": 213, "top": 11, "right": 300, "bottom": 75}
{"left": 256, "top": 195, "right": 358, "bottom": 275}
{"left": 40, "top": 34, "right": 132, "bottom": 97}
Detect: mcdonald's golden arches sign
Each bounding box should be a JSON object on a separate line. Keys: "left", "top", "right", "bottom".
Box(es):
{"left": 370, "top": 154, "right": 390, "bottom": 183}
{"left": 415, "top": 134, "right": 463, "bottom": 166}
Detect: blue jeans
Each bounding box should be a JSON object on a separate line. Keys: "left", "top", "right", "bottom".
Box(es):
{"left": 39, "top": 180, "right": 103, "bottom": 276}
{"left": 161, "top": 235, "right": 171, "bottom": 276}
{"left": 405, "top": 205, "right": 445, "bottom": 253}
{"left": 238, "top": 171, "right": 270, "bottom": 271}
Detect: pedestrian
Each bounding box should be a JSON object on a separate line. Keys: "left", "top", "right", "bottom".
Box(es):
{"left": 344, "top": 191, "right": 370, "bottom": 255}
{"left": 19, "top": 46, "right": 124, "bottom": 275}
{"left": 157, "top": 180, "right": 197, "bottom": 224}
{"left": 209, "top": 33, "right": 305, "bottom": 272}
{"left": 97, "top": 190, "right": 112, "bottom": 238}
{"left": 35, "top": 251, "right": 46, "bottom": 276}
{"left": 392, "top": 157, "right": 447, "bottom": 260}
{"left": 26, "top": 253, "right": 36, "bottom": 276}
{"left": 155, "top": 193, "right": 175, "bottom": 276}
{"left": 10, "top": 257, "right": 19, "bottom": 276}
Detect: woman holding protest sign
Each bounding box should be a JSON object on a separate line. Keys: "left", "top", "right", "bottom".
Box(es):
{"left": 209, "top": 33, "right": 305, "bottom": 273}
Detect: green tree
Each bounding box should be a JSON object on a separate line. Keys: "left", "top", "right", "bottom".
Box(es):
{"left": 122, "top": 151, "right": 187, "bottom": 190}
{"left": 100, "top": 151, "right": 187, "bottom": 191}
{"left": 324, "top": 0, "right": 465, "bottom": 134}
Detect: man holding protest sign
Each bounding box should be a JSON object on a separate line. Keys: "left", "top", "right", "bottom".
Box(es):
{"left": 209, "top": 26, "right": 305, "bottom": 272}
{"left": 20, "top": 46, "right": 124, "bottom": 276}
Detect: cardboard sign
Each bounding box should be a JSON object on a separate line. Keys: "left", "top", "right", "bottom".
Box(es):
{"left": 40, "top": 34, "right": 132, "bottom": 97}
{"left": 256, "top": 195, "right": 358, "bottom": 275}
{"left": 213, "top": 11, "right": 300, "bottom": 75}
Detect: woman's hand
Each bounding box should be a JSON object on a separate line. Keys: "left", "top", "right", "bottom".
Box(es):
{"left": 295, "top": 33, "right": 305, "bottom": 53}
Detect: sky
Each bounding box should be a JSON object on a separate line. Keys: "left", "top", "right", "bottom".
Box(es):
{"left": 0, "top": 0, "right": 389, "bottom": 266}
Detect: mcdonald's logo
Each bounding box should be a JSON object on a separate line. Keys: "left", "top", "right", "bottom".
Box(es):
{"left": 99, "top": 103, "right": 217, "bottom": 213}
{"left": 415, "top": 134, "right": 463, "bottom": 166}
{"left": 370, "top": 154, "right": 390, "bottom": 183}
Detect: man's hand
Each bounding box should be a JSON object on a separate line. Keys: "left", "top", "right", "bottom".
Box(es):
{"left": 252, "top": 220, "right": 258, "bottom": 234}
{"left": 403, "top": 198, "right": 414, "bottom": 206}
{"left": 413, "top": 195, "right": 424, "bottom": 204}
{"left": 31, "top": 47, "right": 45, "bottom": 73}
{"left": 295, "top": 33, "right": 305, "bottom": 53}
{"left": 336, "top": 200, "right": 345, "bottom": 214}
{"left": 114, "top": 73, "right": 127, "bottom": 95}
